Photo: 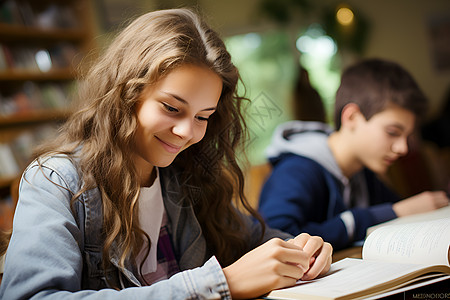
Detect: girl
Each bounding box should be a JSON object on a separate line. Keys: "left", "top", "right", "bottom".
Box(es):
{"left": 0, "top": 8, "right": 332, "bottom": 299}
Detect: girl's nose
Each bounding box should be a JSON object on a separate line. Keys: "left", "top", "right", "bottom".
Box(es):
{"left": 172, "top": 118, "right": 194, "bottom": 140}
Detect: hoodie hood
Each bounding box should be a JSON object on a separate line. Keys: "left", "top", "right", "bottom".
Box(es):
{"left": 266, "top": 120, "right": 372, "bottom": 211}
{"left": 266, "top": 120, "right": 347, "bottom": 185}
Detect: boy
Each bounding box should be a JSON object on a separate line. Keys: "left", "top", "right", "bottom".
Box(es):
{"left": 258, "top": 58, "right": 449, "bottom": 250}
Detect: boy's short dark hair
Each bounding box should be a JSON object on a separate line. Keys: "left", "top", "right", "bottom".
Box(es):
{"left": 334, "top": 58, "right": 428, "bottom": 130}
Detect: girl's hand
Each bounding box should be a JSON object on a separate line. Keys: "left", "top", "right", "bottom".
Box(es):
{"left": 287, "top": 233, "right": 332, "bottom": 281}
{"left": 222, "top": 234, "right": 332, "bottom": 299}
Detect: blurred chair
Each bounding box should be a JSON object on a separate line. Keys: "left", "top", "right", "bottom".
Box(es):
{"left": 245, "top": 163, "right": 272, "bottom": 209}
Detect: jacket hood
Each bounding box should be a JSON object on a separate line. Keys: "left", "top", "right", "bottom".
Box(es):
{"left": 265, "top": 120, "right": 347, "bottom": 183}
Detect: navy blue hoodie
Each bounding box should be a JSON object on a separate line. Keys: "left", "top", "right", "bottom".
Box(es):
{"left": 258, "top": 121, "right": 400, "bottom": 250}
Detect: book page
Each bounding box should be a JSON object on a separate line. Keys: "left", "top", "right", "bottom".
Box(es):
{"left": 364, "top": 275, "right": 450, "bottom": 299}
{"left": 362, "top": 218, "right": 450, "bottom": 266}
{"left": 367, "top": 206, "right": 450, "bottom": 236}
{"left": 266, "top": 258, "right": 448, "bottom": 300}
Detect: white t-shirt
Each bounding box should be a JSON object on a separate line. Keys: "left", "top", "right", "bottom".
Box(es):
{"left": 136, "top": 168, "right": 164, "bottom": 274}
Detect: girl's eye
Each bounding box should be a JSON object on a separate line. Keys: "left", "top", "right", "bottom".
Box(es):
{"left": 386, "top": 130, "right": 401, "bottom": 137}
{"left": 196, "top": 116, "right": 209, "bottom": 122}
{"left": 163, "top": 103, "right": 179, "bottom": 113}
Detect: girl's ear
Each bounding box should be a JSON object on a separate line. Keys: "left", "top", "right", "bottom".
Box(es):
{"left": 340, "top": 103, "right": 362, "bottom": 130}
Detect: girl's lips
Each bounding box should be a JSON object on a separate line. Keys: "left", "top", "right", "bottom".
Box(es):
{"left": 384, "top": 157, "right": 397, "bottom": 165}
{"left": 156, "top": 137, "right": 182, "bottom": 153}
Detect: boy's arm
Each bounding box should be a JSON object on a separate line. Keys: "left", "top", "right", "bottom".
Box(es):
{"left": 258, "top": 155, "right": 394, "bottom": 250}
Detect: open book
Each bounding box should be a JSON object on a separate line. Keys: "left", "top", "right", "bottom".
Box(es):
{"left": 266, "top": 217, "right": 450, "bottom": 300}
{"left": 366, "top": 205, "right": 450, "bottom": 235}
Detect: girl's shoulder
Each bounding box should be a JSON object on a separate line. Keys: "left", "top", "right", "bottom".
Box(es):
{"left": 29, "top": 153, "right": 77, "bottom": 172}
{"left": 25, "top": 153, "right": 81, "bottom": 189}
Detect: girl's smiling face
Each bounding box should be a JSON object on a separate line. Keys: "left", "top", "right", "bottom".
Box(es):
{"left": 133, "top": 64, "right": 222, "bottom": 182}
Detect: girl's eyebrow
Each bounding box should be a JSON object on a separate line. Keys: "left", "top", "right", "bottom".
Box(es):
{"left": 387, "top": 124, "right": 404, "bottom": 129}
{"left": 388, "top": 123, "right": 406, "bottom": 130}
{"left": 162, "top": 91, "right": 217, "bottom": 111}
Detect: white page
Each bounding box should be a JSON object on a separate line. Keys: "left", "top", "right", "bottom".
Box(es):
{"left": 366, "top": 206, "right": 450, "bottom": 236}
{"left": 362, "top": 218, "right": 450, "bottom": 266}
{"left": 364, "top": 275, "right": 450, "bottom": 299}
{"left": 267, "top": 258, "right": 437, "bottom": 300}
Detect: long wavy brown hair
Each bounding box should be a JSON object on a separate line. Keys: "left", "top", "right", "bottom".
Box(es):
{"left": 33, "top": 8, "right": 264, "bottom": 283}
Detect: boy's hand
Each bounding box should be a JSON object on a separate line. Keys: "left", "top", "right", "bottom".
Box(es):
{"left": 393, "top": 191, "right": 449, "bottom": 217}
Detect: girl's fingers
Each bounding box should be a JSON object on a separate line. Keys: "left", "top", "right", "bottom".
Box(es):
{"left": 288, "top": 233, "right": 333, "bottom": 280}
{"left": 291, "top": 233, "right": 326, "bottom": 262}
{"left": 289, "top": 232, "right": 311, "bottom": 249}
{"left": 290, "top": 233, "right": 326, "bottom": 257}
{"left": 302, "top": 242, "right": 333, "bottom": 280}
{"left": 279, "top": 262, "right": 307, "bottom": 280}
{"left": 274, "top": 237, "right": 332, "bottom": 280}
{"left": 274, "top": 240, "right": 311, "bottom": 271}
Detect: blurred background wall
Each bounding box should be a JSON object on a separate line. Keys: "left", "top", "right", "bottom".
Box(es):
{"left": 95, "top": 0, "right": 450, "bottom": 116}
{"left": 0, "top": 0, "right": 448, "bottom": 221}
{"left": 95, "top": 0, "right": 450, "bottom": 197}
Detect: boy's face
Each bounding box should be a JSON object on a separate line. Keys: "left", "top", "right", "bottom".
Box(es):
{"left": 351, "top": 104, "right": 415, "bottom": 174}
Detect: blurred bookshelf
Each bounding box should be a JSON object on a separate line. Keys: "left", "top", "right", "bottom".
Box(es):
{"left": 0, "top": 0, "right": 96, "bottom": 206}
